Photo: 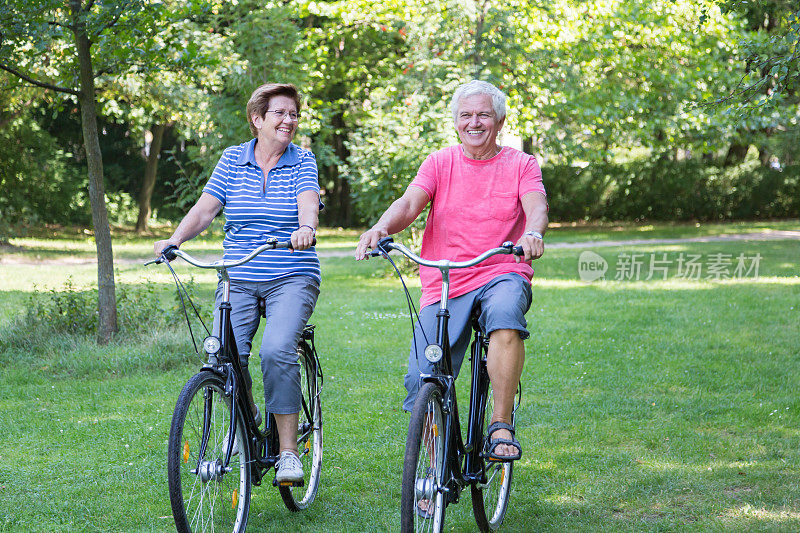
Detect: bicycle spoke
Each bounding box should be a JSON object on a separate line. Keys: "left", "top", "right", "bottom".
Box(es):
{"left": 168, "top": 374, "right": 251, "bottom": 533}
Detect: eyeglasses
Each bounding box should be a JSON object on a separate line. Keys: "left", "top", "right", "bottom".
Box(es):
{"left": 266, "top": 109, "right": 300, "bottom": 122}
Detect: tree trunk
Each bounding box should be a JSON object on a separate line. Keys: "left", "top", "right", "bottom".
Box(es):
{"left": 135, "top": 123, "right": 166, "bottom": 232}
{"left": 758, "top": 146, "right": 772, "bottom": 167}
{"left": 723, "top": 143, "right": 749, "bottom": 166}
{"left": 522, "top": 136, "right": 534, "bottom": 155}
{"left": 332, "top": 111, "right": 351, "bottom": 226}
{"left": 73, "top": 0, "right": 118, "bottom": 343}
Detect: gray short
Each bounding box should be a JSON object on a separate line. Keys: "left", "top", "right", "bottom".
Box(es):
{"left": 213, "top": 275, "right": 319, "bottom": 414}
{"left": 403, "top": 273, "right": 532, "bottom": 411}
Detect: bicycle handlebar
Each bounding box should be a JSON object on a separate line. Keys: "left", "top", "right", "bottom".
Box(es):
{"left": 369, "top": 237, "right": 524, "bottom": 270}
{"left": 145, "top": 238, "right": 315, "bottom": 270}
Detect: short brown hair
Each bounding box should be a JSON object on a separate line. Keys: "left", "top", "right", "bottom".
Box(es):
{"left": 246, "top": 83, "right": 302, "bottom": 137}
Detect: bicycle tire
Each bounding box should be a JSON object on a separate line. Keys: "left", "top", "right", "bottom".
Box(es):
{"left": 471, "top": 386, "right": 513, "bottom": 532}
{"left": 279, "top": 345, "right": 323, "bottom": 511}
{"left": 168, "top": 372, "right": 251, "bottom": 533}
{"left": 401, "top": 382, "right": 447, "bottom": 533}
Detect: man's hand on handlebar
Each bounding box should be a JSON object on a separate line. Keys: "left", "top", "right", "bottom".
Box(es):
{"left": 514, "top": 232, "right": 544, "bottom": 263}
{"left": 354, "top": 227, "right": 389, "bottom": 260}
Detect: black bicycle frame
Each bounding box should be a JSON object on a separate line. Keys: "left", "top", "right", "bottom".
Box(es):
{"left": 422, "top": 306, "right": 491, "bottom": 501}
{"left": 197, "top": 283, "right": 281, "bottom": 486}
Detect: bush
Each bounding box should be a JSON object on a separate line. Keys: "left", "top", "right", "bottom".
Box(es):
{"left": 0, "top": 278, "right": 205, "bottom": 354}
{"left": 543, "top": 158, "right": 800, "bottom": 221}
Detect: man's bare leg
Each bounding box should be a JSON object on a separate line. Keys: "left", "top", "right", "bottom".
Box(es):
{"left": 486, "top": 329, "right": 525, "bottom": 457}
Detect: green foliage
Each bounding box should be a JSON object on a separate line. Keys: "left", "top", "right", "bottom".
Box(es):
{"left": 1, "top": 276, "right": 204, "bottom": 351}
{"left": 545, "top": 157, "right": 800, "bottom": 221}
{"left": 347, "top": 89, "right": 451, "bottom": 226}
{"left": 1, "top": 0, "right": 799, "bottom": 229}
{"left": 0, "top": 108, "right": 88, "bottom": 225}
{"left": 708, "top": 0, "right": 800, "bottom": 115}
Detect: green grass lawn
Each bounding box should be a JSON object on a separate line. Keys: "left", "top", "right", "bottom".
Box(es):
{"left": 0, "top": 223, "right": 799, "bottom": 531}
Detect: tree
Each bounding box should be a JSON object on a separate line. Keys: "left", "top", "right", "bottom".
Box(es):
{"left": 99, "top": 14, "right": 233, "bottom": 232}
{"left": 709, "top": 0, "right": 799, "bottom": 112}
{"left": 297, "top": 0, "right": 410, "bottom": 226}
{"left": 0, "top": 0, "right": 211, "bottom": 342}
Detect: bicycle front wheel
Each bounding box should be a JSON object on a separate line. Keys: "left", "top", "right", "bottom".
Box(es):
{"left": 279, "top": 346, "right": 323, "bottom": 511}
{"left": 401, "top": 382, "right": 446, "bottom": 533}
{"left": 167, "top": 372, "right": 251, "bottom": 533}
{"left": 471, "top": 387, "right": 513, "bottom": 532}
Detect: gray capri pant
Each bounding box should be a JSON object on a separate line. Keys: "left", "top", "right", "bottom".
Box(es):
{"left": 403, "top": 273, "right": 532, "bottom": 411}
{"left": 213, "top": 275, "right": 319, "bottom": 414}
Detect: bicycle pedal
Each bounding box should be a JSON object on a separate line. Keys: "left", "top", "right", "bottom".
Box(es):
{"left": 272, "top": 478, "right": 305, "bottom": 488}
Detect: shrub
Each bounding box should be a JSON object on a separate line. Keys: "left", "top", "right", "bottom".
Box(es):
{"left": 543, "top": 158, "right": 800, "bottom": 221}
{"left": 0, "top": 278, "right": 199, "bottom": 354}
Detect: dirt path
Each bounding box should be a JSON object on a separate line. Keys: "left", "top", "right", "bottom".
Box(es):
{"left": 313, "top": 230, "right": 800, "bottom": 257}
{"left": 1, "top": 231, "right": 798, "bottom": 265}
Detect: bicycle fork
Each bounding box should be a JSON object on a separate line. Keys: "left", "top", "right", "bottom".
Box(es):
{"left": 465, "top": 329, "right": 490, "bottom": 483}
{"left": 189, "top": 373, "right": 238, "bottom": 483}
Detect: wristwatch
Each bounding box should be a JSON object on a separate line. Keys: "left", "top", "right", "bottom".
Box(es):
{"left": 524, "top": 230, "right": 543, "bottom": 240}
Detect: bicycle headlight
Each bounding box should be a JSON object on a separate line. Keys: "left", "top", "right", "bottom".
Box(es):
{"left": 424, "top": 344, "right": 443, "bottom": 363}
{"left": 203, "top": 336, "right": 221, "bottom": 356}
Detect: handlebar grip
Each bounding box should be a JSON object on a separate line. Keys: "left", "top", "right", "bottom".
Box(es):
{"left": 368, "top": 236, "right": 394, "bottom": 257}
{"left": 512, "top": 245, "right": 524, "bottom": 256}
{"left": 146, "top": 244, "right": 178, "bottom": 265}
{"left": 162, "top": 244, "right": 179, "bottom": 261}
{"left": 286, "top": 237, "right": 316, "bottom": 250}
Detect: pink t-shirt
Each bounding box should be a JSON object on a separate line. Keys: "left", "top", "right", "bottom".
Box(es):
{"left": 410, "top": 145, "right": 546, "bottom": 308}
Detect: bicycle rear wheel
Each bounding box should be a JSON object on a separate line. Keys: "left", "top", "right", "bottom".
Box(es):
{"left": 167, "top": 372, "right": 251, "bottom": 533}
{"left": 471, "top": 387, "right": 513, "bottom": 532}
{"left": 401, "top": 382, "right": 446, "bottom": 533}
{"left": 279, "top": 345, "right": 323, "bottom": 511}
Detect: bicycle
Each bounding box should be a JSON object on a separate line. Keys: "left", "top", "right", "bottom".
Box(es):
{"left": 146, "top": 238, "right": 323, "bottom": 533}
{"left": 370, "top": 236, "right": 525, "bottom": 533}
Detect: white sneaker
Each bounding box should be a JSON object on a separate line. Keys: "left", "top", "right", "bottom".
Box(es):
{"left": 275, "top": 451, "right": 304, "bottom": 482}
{"left": 221, "top": 406, "right": 261, "bottom": 457}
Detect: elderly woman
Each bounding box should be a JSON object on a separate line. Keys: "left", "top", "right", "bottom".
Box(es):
{"left": 155, "top": 83, "right": 320, "bottom": 482}
{"left": 356, "top": 80, "right": 548, "bottom": 465}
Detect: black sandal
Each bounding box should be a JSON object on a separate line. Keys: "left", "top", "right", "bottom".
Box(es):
{"left": 484, "top": 421, "right": 522, "bottom": 462}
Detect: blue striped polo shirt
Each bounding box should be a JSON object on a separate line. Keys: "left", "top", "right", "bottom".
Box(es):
{"left": 203, "top": 139, "right": 321, "bottom": 283}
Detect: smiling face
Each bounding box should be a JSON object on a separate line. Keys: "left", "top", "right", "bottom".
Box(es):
{"left": 251, "top": 94, "right": 298, "bottom": 146}
{"left": 455, "top": 93, "right": 505, "bottom": 157}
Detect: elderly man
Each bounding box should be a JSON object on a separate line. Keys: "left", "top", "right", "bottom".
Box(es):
{"left": 355, "top": 80, "right": 548, "bottom": 460}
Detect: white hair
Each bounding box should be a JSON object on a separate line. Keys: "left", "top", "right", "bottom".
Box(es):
{"left": 450, "top": 80, "right": 507, "bottom": 122}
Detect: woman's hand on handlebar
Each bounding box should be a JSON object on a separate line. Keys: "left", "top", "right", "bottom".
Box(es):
{"left": 355, "top": 227, "right": 389, "bottom": 260}
{"left": 291, "top": 225, "right": 316, "bottom": 251}
{"left": 154, "top": 239, "right": 180, "bottom": 259}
